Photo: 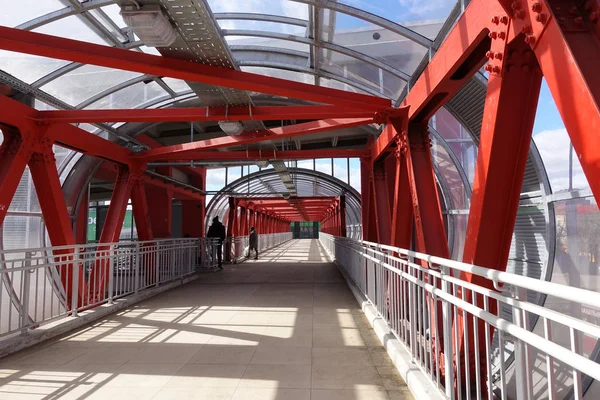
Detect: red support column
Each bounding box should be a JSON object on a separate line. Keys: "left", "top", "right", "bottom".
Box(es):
{"left": 90, "top": 166, "right": 132, "bottom": 302}
{"left": 0, "top": 128, "right": 31, "bottom": 227}
{"left": 389, "top": 128, "right": 413, "bottom": 250}
{"left": 340, "top": 195, "right": 347, "bottom": 237}
{"left": 130, "top": 172, "right": 153, "bottom": 241}
{"left": 145, "top": 185, "right": 173, "bottom": 238}
{"left": 404, "top": 121, "right": 450, "bottom": 373}
{"left": 29, "top": 139, "right": 81, "bottom": 306}
{"left": 373, "top": 161, "right": 392, "bottom": 244}
{"left": 456, "top": 38, "right": 542, "bottom": 389}
{"left": 75, "top": 188, "right": 89, "bottom": 244}
{"left": 360, "top": 157, "right": 378, "bottom": 241}
{"left": 226, "top": 197, "right": 236, "bottom": 262}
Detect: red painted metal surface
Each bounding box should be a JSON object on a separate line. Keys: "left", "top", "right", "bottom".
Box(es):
{"left": 0, "top": 27, "right": 389, "bottom": 111}
{"left": 37, "top": 106, "right": 374, "bottom": 124}
{"left": 140, "top": 118, "right": 372, "bottom": 161}
{"left": 0, "top": 128, "right": 31, "bottom": 227}
{"left": 456, "top": 37, "right": 543, "bottom": 386}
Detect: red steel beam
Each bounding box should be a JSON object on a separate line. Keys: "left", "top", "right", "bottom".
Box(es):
{"left": 372, "top": 0, "right": 504, "bottom": 161}
{"left": 0, "top": 128, "right": 31, "bottom": 227}
{"left": 150, "top": 146, "right": 368, "bottom": 163}
{"left": 140, "top": 118, "right": 372, "bottom": 161}
{"left": 0, "top": 26, "right": 390, "bottom": 111}
{"left": 456, "top": 36, "right": 543, "bottom": 390}
{"left": 36, "top": 106, "right": 375, "bottom": 124}
{"left": 0, "top": 95, "right": 133, "bottom": 165}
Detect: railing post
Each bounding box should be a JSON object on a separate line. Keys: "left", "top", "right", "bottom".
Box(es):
{"left": 441, "top": 265, "right": 454, "bottom": 399}
{"left": 512, "top": 285, "right": 532, "bottom": 400}
{"left": 107, "top": 245, "right": 114, "bottom": 304}
{"left": 20, "top": 251, "right": 32, "bottom": 335}
{"left": 135, "top": 242, "right": 141, "bottom": 292}
{"left": 71, "top": 247, "right": 80, "bottom": 316}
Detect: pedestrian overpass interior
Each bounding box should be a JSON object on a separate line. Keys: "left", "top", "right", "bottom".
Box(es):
{"left": 1, "top": 0, "right": 600, "bottom": 399}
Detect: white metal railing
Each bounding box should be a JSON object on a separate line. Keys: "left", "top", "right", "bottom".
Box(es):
{"left": 0, "top": 238, "right": 216, "bottom": 339}
{"left": 320, "top": 233, "right": 600, "bottom": 400}
{"left": 228, "top": 232, "right": 293, "bottom": 262}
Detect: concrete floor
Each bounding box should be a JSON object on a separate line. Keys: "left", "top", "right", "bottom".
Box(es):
{"left": 0, "top": 239, "right": 412, "bottom": 400}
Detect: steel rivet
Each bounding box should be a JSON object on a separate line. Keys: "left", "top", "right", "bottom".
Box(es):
{"left": 531, "top": 2, "right": 542, "bottom": 13}
{"left": 491, "top": 16, "right": 500, "bottom": 24}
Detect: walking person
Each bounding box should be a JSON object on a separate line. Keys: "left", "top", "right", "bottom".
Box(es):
{"left": 207, "top": 216, "right": 226, "bottom": 269}
{"left": 247, "top": 226, "right": 259, "bottom": 260}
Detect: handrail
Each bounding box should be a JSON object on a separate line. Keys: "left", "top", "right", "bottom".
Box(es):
{"left": 0, "top": 238, "right": 216, "bottom": 339}
{"left": 320, "top": 233, "right": 600, "bottom": 400}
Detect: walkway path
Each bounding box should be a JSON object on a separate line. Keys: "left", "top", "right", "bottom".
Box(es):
{"left": 0, "top": 240, "right": 412, "bottom": 400}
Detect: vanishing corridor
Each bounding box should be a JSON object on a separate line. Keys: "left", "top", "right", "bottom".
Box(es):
{"left": 0, "top": 240, "right": 412, "bottom": 400}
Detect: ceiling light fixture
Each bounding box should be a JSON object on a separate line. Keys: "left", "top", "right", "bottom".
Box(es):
{"left": 218, "top": 120, "right": 244, "bottom": 136}
{"left": 121, "top": 5, "right": 176, "bottom": 47}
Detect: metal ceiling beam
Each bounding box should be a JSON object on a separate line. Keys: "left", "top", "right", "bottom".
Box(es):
{"left": 0, "top": 27, "right": 390, "bottom": 110}
{"left": 140, "top": 118, "right": 372, "bottom": 160}
{"left": 37, "top": 105, "right": 374, "bottom": 123}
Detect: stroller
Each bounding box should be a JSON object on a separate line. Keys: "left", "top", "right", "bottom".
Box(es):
{"left": 244, "top": 246, "right": 258, "bottom": 259}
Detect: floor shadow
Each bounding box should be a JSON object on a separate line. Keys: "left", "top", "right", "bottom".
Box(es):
{"left": 0, "top": 240, "right": 413, "bottom": 400}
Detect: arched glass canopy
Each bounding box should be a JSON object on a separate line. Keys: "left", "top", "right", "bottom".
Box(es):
{"left": 205, "top": 168, "right": 363, "bottom": 239}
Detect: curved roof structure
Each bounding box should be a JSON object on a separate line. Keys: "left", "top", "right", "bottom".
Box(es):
{"left": 206, "top": 168, "right": 362, "bottom": 239}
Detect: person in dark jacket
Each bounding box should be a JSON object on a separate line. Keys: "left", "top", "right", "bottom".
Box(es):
{"left": 207, "top": 216, "right": 226, "bottom": 269}
{"left": 247, "top": 226, "right": 258, "bottom": 260}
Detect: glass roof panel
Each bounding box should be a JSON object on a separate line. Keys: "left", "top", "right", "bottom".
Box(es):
{"left": 33, "top": 15, "right": 109, "bottom": 45}
{"left": 327, "top": 12, "right": 429, "bottom": 76}
{"left": 320, "top": 48, "right": 405, "bottom": 99}
{"left": 241, "top": 66, "right": 314, "bottom": 85}
{"left": 40, "top": 65, "right": 142, "bottom": 107}
{"left": 207, "top": 0, "right": 309, "bottom": 20}
{"left": 218, "top": 19, "right": 306, "bottom": 36}
{"left": 336, "top": 0, "right": 456, "bottom": 39}
{"left": 1, "top": 0, "right": 64, "bottom": 27}
{"left": 87, "top": 6, "right": 128, "bottom": 42}
{"left": 85, "top": 81, "right": 167, "bottom": 109}
{"left": 226, "top": 36, "right": 310, "bottom": 53}
{"left": 0, "top": 50, "right": 68, "bottom": 84}
{"left": 98, "top": 4, "right": 127, "bottom": 28}
{"left": 319, "top": 76, "right": 373, "bottom": 96}
{"left": 162, "top": 78, "right": 192, "bottom": 94}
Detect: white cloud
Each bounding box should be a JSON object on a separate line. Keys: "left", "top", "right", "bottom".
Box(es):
{"left": 397, "top": 0, "right": 453, "bottom": 19}
{"left": 205, "top": 168, "right": 226, "bottom": 190}
{"left": 533, "top": 129, "right": 589, "bottom": 192}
